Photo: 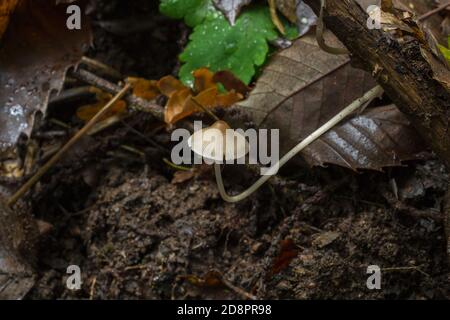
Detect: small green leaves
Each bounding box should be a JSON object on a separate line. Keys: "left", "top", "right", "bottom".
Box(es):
{"left": 159, "top": 0, "right": 217, "bottom": 27}
{"left": 159, "top": 0, "right": 297, "bottom": 85}
{"left": 179, "top": 6, "right": 280, "bottom": 85}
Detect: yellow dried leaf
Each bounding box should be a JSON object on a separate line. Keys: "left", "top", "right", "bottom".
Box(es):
{"left": 164, "top": 87, "right": 192, "bottom": 124}
{"left": 162, "top": 68, "right": 244, "bottom": 124}
{"left": 127, "top": 77, "right": 160, "bottom": 101}
{"left": 158, "top": 75, "right": 186, "bottom": 97}
{"left": 193, "top": 68, "right": 216, "bottom": 92}
{"left": 76, "top": 90, "right": 127, "bottom": 122}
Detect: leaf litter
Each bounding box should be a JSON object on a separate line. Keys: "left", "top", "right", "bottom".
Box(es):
{"left": 0, "top": 0, "right": 449, "bottom": 300}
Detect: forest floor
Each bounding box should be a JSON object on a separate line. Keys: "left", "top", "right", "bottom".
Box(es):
{"left": 28, "top": 0, "right": 449, "bottom": 299}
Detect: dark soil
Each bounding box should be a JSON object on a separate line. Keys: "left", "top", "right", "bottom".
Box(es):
{"left": 27, "top": 0, "right": 450, "bottom": 299}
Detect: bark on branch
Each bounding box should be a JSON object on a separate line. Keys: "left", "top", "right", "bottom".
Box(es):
{"left": 305, "top": 0, "right": 450, "bottom": 168}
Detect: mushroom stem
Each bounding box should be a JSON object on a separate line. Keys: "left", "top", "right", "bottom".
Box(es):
{"left": 214, "top": 85, "right": 384, "bottom": 203}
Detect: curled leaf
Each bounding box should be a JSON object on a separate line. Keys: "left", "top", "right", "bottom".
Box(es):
{"left": 158, "top": 75, "right": 187, "bottom": 98}
{"left": 127, "top": 77, "right": 160, "bottom": 101}
{"left": 163, "top": 68, "right": 243, "bottom": 124}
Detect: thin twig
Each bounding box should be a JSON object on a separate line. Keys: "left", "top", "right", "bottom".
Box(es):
{"left": 80, "top": 56, "right": 123, "bottom": 80}
{"left": 7, "top": 84, "right": 131, "bottom": 207}
{"left": 220, "top": 276, "right": 258, "bottom": 300}
{"left": 89, "top": 277, "right": 97, "bottom": 300}
{"left": 191, "top": 97, "right": 220, "bottom": 122}
{"left": 71, "top": 69, "right": 164, "bottom": 120}
{"left": 382, "top": 266, "right": 430, "bottom": 277}
{"left": 418, "top": 1, "right": 450, "bottom": 21}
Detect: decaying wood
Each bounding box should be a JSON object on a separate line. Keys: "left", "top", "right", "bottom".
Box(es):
{"left": 304, "top": 0, "right": 450, "bottom": 168}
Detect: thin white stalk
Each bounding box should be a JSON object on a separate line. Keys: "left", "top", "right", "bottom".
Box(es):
{"left": 215, "top": 85, "right": 384, "bottom": 203}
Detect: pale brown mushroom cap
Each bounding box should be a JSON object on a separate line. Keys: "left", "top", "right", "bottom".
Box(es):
{"left": 188, "top": 120, "right": 249, "bottom": 163}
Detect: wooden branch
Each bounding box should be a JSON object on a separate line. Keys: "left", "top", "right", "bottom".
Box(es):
{"left": 71, "top": 69, "right": 164, "bottom": 120}
{"left": 304, "top": 0, "right": 450, "bottom": 168}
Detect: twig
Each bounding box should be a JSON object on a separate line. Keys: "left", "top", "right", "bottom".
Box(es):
{"left": 71, "top": 69, "right": 164, "bottom": 120}
{"left": 382, "top": 266, "right": 430, "bottom": 277}
{"left": 191, "top": 97, "right": 220, "bottom": 122}
{"left": 163, "top": 158, "right": 191, "bottom": 171}
{"left": 221, "top": 277, "right": 257, "bottom": 300}
{"left": 49, "top": 86, "right": 96, "bottom": 106}
{"left": 7, "top": 84, "right": 132, "bottom": 207}
{"left": 418, "top": 1, "right": 450, "bottom": 21}
{"left": 80, "top": 56, "right": 123, "bottom": 80}
{"left": 89, "top": 277, "right": 97, "bottom": 300}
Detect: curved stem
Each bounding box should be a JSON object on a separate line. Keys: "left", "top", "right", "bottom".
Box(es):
{"left": 214, "top": 85, "right": 383, "bottom": 203}
{"left": 316, "top": 0, "right": 349, "bottom": 55}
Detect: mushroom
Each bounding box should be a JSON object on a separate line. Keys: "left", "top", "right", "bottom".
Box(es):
{"left": 188, "top": 120, "right": 249, "bottom": 163}
{"left": 188, "top": 86, "right": 384, "bottom": 203}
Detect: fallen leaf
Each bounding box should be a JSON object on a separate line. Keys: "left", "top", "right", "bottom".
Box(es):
{"left": 239, "top": 32, "right": 425, "bottom": 170}
{"left": 193, "top": 68, "right": 217, "bottom": 92}
{"left": 163, "top": 68, "right": 243, "bottom": 124}
{"left": 312, "top": 231, "right": 340, "bottom": 248}
{"left": 158, "top": 75, "right": 187, "bottom": 98}
{"left": 275, "top": 0, "right": 298, "bottom": 23}
{"left": 171, "top": 165, "right": 212, "bottom": 184}
{"left": 213, "top": 70, "right": 251, "bottom": 96}
{"left": 213, "top": 0, "right": 252, "bottom": 25}
{"left": 269, "top": 239, "right": 299, "bottom": 276}
{"left": 181, "top": 270, "right": 224, "bottom": 288}
{"left": 0, "top": 0, "right": 92, "bottom": 158}
{"left": 0, "top": 202, "right": 37, "bottom": 299}
{"left": 0, "top": 0, "right": 18, "bottom": 39}
{"left": 302, "top": 105, "right": 425, "bottom": 170}
{"left": 127, "top": 77, "right": 160, "bottom": 101}
{"left": 76, "top": 89, "right": 127, "bottom": 122}
{"left": 295, "top": 0, "right": 317, "bottom": 37}
{"left": 165, "top": 87, "right": 194, "bottom": 124}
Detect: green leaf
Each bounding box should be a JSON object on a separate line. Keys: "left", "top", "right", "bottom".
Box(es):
{"left": 179, "top": 5, "right": 281, "bottom": 85}
{"left": 159, "top": 0, "right": 218, "bottom": 27}
{"left": 439, "top": 36, "right": 450, "bottom": 63}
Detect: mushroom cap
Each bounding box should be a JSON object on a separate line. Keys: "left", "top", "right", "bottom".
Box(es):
{"left": 188, "top": 120, "right": 249, "bottom": 163}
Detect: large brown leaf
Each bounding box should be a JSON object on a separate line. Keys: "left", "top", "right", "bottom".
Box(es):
{"left": 0, "top": 0, "right": 92, "bottom": 158}
{"left": 238, "top": 32, "right": 424, "bottom": 170}
{"left": 302, "top": 105, "right": 424, "bottom": 170}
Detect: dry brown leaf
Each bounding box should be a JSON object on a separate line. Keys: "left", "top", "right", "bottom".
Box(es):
{"left": 158, "top": 75, "right": 186, "bottom": 98}
{"left": 269, "top": 239, "right": 298, "bottom": 277}
{"left": 127, "top": 77, "right": 160, "bottom": 101}
{"left": 213, "top": 70, "right": 251, "bottom": 96}
{"left": 165, "top": 87, "right": 193, "bottom": 124}
{"left": 193, "top": 68, "right": 217, "bottom": 92}
{"left": 162, "top": 69, "right": 243, "bottom": 124}
{"left": 181, "top": 270, "right": 224, "bottom": 288}
{"left": 0, "top": 0, "right": 18, "bottom": 40}
{"left": 275, "top": 0, "right": 298, "bottom": 23}
{"left": 302, "top": 105, "right": 425, "bottom": 170}
{"left": 76, "top": 89, "right": 127, "bottom": 122}
{"left": 0, "top": 0, "right": 92, "bottom": 157}
{"left": 238, "top": 32, "right": 424, "bottom": 170}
